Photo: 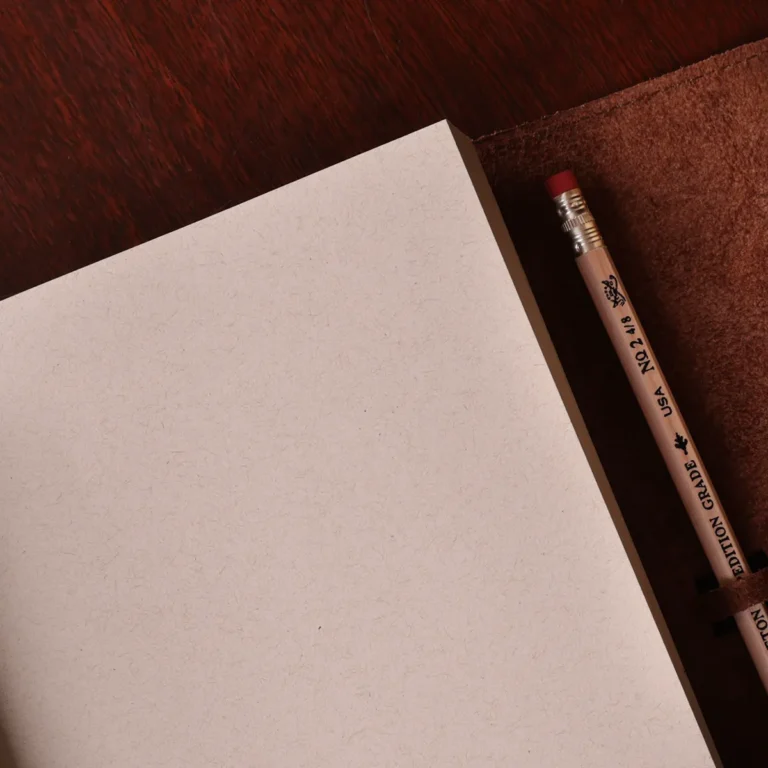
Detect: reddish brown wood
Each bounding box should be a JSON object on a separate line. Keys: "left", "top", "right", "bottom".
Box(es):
{"left": 1, "top": 2, "right": 767, "bottom": 294}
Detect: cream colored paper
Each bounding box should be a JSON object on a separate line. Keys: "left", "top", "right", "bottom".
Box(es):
{"left": 0, "top": 122, "right": 713, "bottom": 767}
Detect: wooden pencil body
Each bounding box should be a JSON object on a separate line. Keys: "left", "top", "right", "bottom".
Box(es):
{"left": 577, "top": 246, "right": 768, "bottom": 689}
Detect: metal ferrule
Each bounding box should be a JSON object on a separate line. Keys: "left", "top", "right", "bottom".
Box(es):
{"left": 552, "top": 188, "right": 605, "bottom": 255}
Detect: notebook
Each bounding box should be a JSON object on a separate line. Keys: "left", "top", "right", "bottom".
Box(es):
{"left": 0, "top": 121, "right": 714, "bottom": 766}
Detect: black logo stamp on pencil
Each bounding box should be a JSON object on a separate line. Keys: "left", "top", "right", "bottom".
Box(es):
{"left": 602, "top": 275, "right": 626, "bottom": 308}
{"left": 674, "top": 433, "right": 689, "bottom": 456}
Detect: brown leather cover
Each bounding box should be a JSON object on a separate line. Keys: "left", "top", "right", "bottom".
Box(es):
{"left": 475, "top": 39, "right": 768, "bottom": 767}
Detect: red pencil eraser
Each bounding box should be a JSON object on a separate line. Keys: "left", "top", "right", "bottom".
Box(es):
{"left": 545, "top": 170, "right": 579, "bottom": 199}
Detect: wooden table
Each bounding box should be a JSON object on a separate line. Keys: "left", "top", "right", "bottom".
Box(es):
{"left": 2, "top": 2, "right": 767, "bottom": 295}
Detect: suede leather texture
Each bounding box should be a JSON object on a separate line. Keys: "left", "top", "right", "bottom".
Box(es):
{"left": 475, "top": 39, "right": 768, "bottom": 768}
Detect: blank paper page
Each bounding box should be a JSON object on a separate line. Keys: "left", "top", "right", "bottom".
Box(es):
{"left": 0, "top": 122, "right": 713, "bottom": 767}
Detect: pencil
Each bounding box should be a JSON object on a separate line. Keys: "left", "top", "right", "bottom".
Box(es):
{"left": 547, "top": 170, "right": 768, "bottom": 693}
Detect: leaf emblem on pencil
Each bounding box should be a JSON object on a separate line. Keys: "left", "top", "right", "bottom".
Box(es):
{"left": 601, "top": 275, "right": 626, "bottom": 308}
{"left": 674, "top": 433, "right": 689, "bottom": 456}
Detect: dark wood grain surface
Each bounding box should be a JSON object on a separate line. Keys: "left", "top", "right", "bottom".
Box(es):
{"left": 2, "top": 1, "right": 768, "bottom": 298}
